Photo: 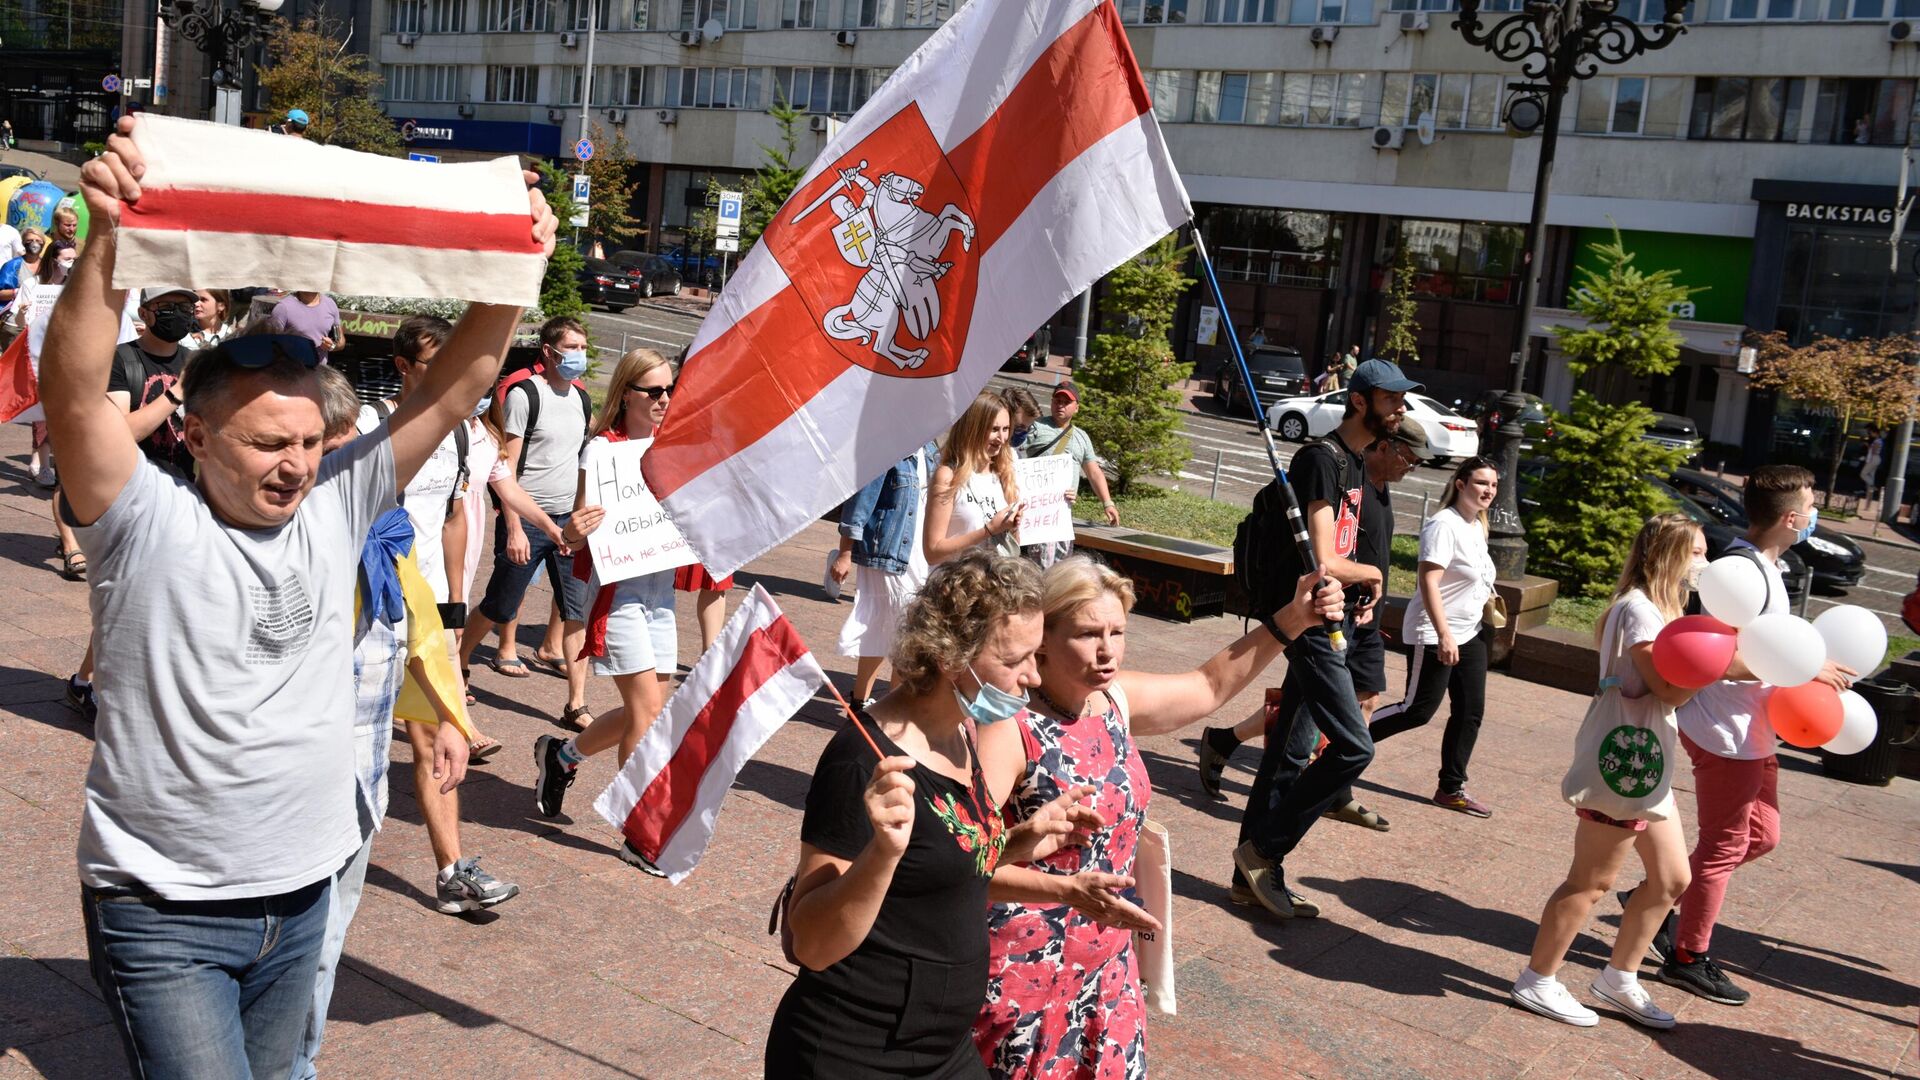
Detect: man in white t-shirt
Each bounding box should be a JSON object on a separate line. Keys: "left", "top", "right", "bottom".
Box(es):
{"left": 1657, "top": 464, "right": 1853, "bottom": 1007}
{"left": 43, "top": 116, "right": 554, "bottom": 1080}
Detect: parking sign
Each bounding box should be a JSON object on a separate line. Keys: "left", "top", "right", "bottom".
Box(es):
{"left": 717, "top": 190, "right": 743, "bottom": 229}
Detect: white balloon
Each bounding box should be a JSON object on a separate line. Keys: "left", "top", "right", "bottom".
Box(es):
{"left": 1811, "top": 604, "right": 1887, "bottom": 680}
{"left": 1825, "top": 689, "right": 1879, "bottom": 756}
{"left": 1736, "top": 613, "right": 1827, "bottom": 688}
{"left": 1698, "top": 556, "right": 1768, "bottom": 629}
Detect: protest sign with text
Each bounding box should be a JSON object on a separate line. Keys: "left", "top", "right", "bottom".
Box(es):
{"left": 1014, "top": 453, "right": 1078, "bottom": 547}
{"left": 583, "top": 438, "right": 698, "bottom": 584}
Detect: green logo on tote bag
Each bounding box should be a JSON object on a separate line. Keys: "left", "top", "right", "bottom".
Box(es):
{"left": 1597, "top": 725, "right": 1664, "bottom": 798}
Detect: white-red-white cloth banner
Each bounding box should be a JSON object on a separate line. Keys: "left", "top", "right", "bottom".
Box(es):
{"left": 112, "top": 114, "right": 544, "bottom": 306}
{"left": 594, "top": 584, "right": 826, "bottom": 883}
{"left": 642, "top": 0, "right": 1191, "bottom": 576}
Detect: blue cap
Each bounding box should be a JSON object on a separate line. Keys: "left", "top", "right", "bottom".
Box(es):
{"left": 286, "top": 108, "right": 310, "bottom": 125}
{"left": 1349, "top": 358, "right": 1423, "bottom": 395}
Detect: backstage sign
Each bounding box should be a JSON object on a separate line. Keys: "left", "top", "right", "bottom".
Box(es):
{"left": 1784, "top": 202, "right": 1896, "bottom": 225}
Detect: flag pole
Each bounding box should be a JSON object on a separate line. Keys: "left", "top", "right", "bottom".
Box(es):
{"left": 819, "top": 665, "right": 888, "bottom": 760}
{"left": 1189, "top": 227, "right": 1344, "bottom": 652}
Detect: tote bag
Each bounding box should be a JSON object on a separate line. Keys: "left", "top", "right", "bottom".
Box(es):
{"left": 1560, "top": 601, "right": 1678, "bottom": 822}
{"left": 1133, "top": 818, "right": 1176, "bottom": 1016}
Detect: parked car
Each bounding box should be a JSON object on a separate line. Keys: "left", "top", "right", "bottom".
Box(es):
{"left": 0, "top": 164, "right": 41, "bottom": 183}
{"left": 1516, "top": 458, "right": 1810, "bottom": 605}
{"left": 1214, "top": 344, "right": 1308, "bottom": 421}
{"left": 577, "top": 258, "right": 646, "bottom": 312}
{"left": 659, "top": 244, "right": 723, "bottom": 284}
{"left": 1266, "top": 389, "right": 1480, "bottom": 465}
{"left": 1455, "top": 391, "right": 1555, "bottom": 451}
{"left": 1643, "top": 411, "right": 1704, "bottom": 458}
{"left": 1001, "top": 332, "right": 1045, "bottom": 373}
{"left": 607, "top": 250, "right": 683, "bottom": 299}
{"left": 1666, "top": 467, "right": 1866, "bottom": 593}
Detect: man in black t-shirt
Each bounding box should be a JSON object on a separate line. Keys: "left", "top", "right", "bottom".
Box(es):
{"left": 105, "top": 285, "right": 199, "bottom": 475}
{"left": 1227, "top": 359, "right": 1422, "bottom": 920}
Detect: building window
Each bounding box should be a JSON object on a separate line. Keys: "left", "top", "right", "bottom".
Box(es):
{"left": 392, "top": 0, "right": 424, "bottom": 32}
{"left": 1846, "top": 0, "right": 1920, "bottom": 16}
{"left": 481, "top": 0, "right": 552, "bottom": 30}
{"left": 1195, "top": 71, "right": 1258, "bottom": 122}
{"left": 1717, "top": 0, "right": 1796, "bottom": 18}
{"left": 1379, "top": 72, "right": 1500, "bottom": 129}
{"left": 1382, "top": 217, "right": 1526, "bottom": 304}
{"left": 386, "top": 64, "right": 465, "bottom": 102}
{"left": 1576, "top": 76, "right": 1648, "bottom": 135}
{"left": 631, "top": 0, "right": 649, "bottom": 26}
{"left": 426, "top": 0, "right": 467, "bottom": 30}
{"left": 1204, "top": 207, "right": 1345, "bottom": 287}
{"left": 782, "top": 0, "right": 819, "bottom": 23}
{"left": 1120, "top": 0, "right": 1189, "bottom": 23}
{"left": 560, "top": 65, "right": 620, "bottom": 104}
{"left": 1688, "top": 77, "right": 1802, "bottom": 141}
{"left": 1204, "top": 0, "right": 1276, "bottom": 20}
{"left": 1813, "top": 78, "right": 1916, "bottom": 145}
{"left": 565, "top": 0, "right": 611, "bottom": 27}
{"left": 767, "top": 66, "right": 879, "bottom": 113}
{"left": 900, "top": 0, "right": 954, "bottom": 26}
{"left": 1776, "top": 223, "right": 1920, "bottom": 342}
{"left": 484, "top": 64, "right": 537, "bottom": 102}
{"left": 678, "top": 0, "right": 753, "bottom": 27}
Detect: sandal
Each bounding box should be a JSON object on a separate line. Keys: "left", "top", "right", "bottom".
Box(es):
{"left": 490, "top": 656, "right": 531, "bottom": 678}
{"left": 58, "top": 548, "right": 86, "bottom": 581}
{"left": 468, "top": 736, "right": 502, "bottom": 763}
{"left": 461, "top": 667, "right": 476, "bottom": 706}
{"left": 561, "top": 704, "right": 593, "bottom": 731}
{"left": 526, "top": 653, "right": 568, "bottom": 679}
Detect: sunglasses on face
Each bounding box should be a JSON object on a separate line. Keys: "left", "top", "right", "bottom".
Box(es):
{"left": 215, "top": 334, "right": 322, "bottom": 370}
{"left": 629, "top": 382, "right": 675, "bottom": 399}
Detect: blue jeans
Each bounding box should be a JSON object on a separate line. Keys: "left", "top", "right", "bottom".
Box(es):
{"left": 1236, "top": 622, "right": 1374, "bottom": 863}
{"left": 292, "top": 832, "right": 375, "bottom": 1080}
{"left": 477, "top": 509, "right": 591, "bottom": 624}
{"left": 82, "top": 877, "right": 331, "bottom": 1080}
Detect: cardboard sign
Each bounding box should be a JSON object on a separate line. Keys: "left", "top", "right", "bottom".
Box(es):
{"left": 582, "top": 437, "right": 698, "bottom": 584}
{"left": 1014, "top": 453, "right": 1077, "bottom": 547}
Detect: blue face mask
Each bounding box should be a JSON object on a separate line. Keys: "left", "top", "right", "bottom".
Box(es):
{"left": 473, "top": 396, "right": 492, "bottom": 418}
{"left": 953, "top": 665, "right": 1028, "bottom": 725}
{"left": 555, "top": 349, "right": 589, "bottom": 381}
{"left": 1011, "top": 427, "right": 1030, "bottom": 448}
{"left": 1794, "top": 506, "right": 1819, "bottom": 544}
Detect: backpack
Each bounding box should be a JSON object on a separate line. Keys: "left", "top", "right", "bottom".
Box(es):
{"left": 371, "top": 398, "right": 469, "bottom": 523}
{"left": 497, "top": 365, "right": 593, "bottom": 476}
{"left": 114, "top": 343, "right": 155, "bottom": 407}
{"left": 1232, "top": 436, "right": 1352, "bottom": 632}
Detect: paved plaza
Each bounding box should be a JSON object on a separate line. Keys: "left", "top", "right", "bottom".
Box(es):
{"left": 0, "top": 421, "right": 1914, "bottom": 1080}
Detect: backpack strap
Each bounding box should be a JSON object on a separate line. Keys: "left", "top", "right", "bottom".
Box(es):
{"left": 1727, "top": 540, "right": 1778, "bottom": 613}
{"left": 508, "top": 378, "right": 542, "bottom": 477}
{"left": 113, "top": 343, "right": 148, "bottom": 405}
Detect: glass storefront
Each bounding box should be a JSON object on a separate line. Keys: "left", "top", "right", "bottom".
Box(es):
{"left": 1378, "top": 217, "right": 1526, "bottom": 304}
{"left": 1205, "top": 207, "right": 1344, "bottom": 287}
{"left": 1775, "top": 222, "right": 1919, "bottom": 343}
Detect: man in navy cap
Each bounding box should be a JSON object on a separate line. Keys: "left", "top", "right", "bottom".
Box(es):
{"left": 1230, "top": 358, "right": 1422, "bottom": 920}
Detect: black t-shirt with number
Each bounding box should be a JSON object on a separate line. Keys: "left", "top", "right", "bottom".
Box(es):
{"left": 105, "top": 342, "right": 194, "bottom": 475}
{"left": 766, "top": 718, "right": 1001, "bottom": 1079}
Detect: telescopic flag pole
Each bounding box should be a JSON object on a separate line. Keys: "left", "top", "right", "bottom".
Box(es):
{"left": 1189, "top": 228, "right": 1345, "bottom": 652}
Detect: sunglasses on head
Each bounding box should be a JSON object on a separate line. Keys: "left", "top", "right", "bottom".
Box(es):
{"left": 629, "top": 382, "right": 675, "bottom": 399}
{"left": 216, "top": 334, "right": 323, "bottom": 370}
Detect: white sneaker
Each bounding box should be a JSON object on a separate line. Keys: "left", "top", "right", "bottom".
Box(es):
{"left": 1590, "top": 977, "right": 1677, "bottom": 1030}
{"left": 1511, "top": 975, "right": 1599, "bottom": 1027}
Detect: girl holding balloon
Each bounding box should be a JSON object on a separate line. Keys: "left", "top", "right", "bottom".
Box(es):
{"left": 1511, "top": 511, "right": 1704, "bottom": 1030}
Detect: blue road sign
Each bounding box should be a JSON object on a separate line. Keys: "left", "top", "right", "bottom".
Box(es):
{"left": 102, "top": 74, "right": 121, "bottom": 92}
{"left": 574, "top": 138, "right": 594, "bottom": 162}
{"left": 717, "top": 194, "right": 743, "bottom": 228}
{"left": 408, "top": 152, "right": 441, "bottom": 162}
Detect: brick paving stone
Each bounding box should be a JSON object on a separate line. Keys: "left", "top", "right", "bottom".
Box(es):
{"left": 0, "top": 421, "right": 1915, "bottom": 1079}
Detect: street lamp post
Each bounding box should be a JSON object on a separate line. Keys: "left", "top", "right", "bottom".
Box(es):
{"left": 1454, "top": 0, "right": 1690, "bottom": 579}
{"left": 159, "top": 0, "right": 284, "bottom": 116}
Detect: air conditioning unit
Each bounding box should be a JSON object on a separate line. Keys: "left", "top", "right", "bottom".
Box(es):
{"left": 657, "top": 108, "right": 679, "bottom": 124}
{"left": 1890, "top": 18, "right": 1918, "bottom": 41}
{"left": 673, "top": 28, "right": 703, "bottom": 45}
{"left": 1309, "top": 25, "right": 1338, "bottom": 44}
{"left": 834, "top": 29, "right": 859, "bottom": 45}
{"left": 605, "top": 107, "right": 627, "bottom": 124}
{"left": 559, "top": 30, "right": 579, "bottom": 46}
{"left": 1398, "top": 11, "right": 1429, "bottom": 31}
{"left": 457, "top": 102, "right": 475, "bottom": 117}
{"left": 397, "top": 31, "right": 419, "bottom": 46}
{"left": 1370, "top": 125, "right": 1404, "bottom": 150}
{"left": 808, "top": 113, "right": 832, "bottom": 132}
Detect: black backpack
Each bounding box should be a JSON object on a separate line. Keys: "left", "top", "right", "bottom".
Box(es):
{"left": 1233, "top": 436, "right": 1351, "bottom": 632}
{"left": 505, "top": 376, "right": 594, "bottom": 476}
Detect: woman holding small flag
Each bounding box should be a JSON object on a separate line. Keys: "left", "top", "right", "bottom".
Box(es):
{"left": 972, "top": 556, "right": 1345, "bottom": 1080}
{"left": 923, "top": 390, "right": 1024, "bottom": 564}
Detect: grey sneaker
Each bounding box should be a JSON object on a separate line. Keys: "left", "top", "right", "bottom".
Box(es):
{"left": 1323, "top": 800, "right": 1391, "bottom": 831}
{"left": 1230, "top": 841, "right": 1320, "bottom": 919}
{"left": 436, "top": 856, "right": 520, "bottom": 914}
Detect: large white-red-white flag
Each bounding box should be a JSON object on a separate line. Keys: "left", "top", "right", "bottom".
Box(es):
{"left": 594, "top": 584, "right": 826, "bottom": 883}
{"left": 112, "top": 115, "right": 545, "bottom": 305}
{"left": 643, "top": 0, "right": 1190, "bottom": 575}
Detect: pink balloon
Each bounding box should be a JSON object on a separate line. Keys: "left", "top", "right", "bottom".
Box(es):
{"left": 1651, "top": 614, "right": 1737, "bottom": 690}
{"left": 1768, "top": 682, "right": 1843, "bottom": 748}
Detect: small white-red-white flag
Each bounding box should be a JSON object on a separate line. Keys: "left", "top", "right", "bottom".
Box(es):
{"left": 643, "top": 0, "right": 1190, "bottom": 576}
{"left": 112, "top": 114, "right": 545, "bottom": 305}
{"left": 594, "top": 584, "right": 827, "bottom": 883}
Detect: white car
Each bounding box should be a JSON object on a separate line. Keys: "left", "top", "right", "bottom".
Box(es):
{"left": 1265, "top": 390, "right": 1482, "bottom": 464}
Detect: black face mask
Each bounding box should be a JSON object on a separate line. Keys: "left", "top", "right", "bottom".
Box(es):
{"left": 148, "top": 305, "right": 197, "bottom": 344}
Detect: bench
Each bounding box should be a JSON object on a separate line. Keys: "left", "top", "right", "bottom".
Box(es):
{"left": 1071, "top": 524, "right": 1234, "bottom": 622}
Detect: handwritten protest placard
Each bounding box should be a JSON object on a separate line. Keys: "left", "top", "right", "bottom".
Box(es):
{"left": 582, "top": 437, "right": 698, "bottom": 584}
{"left": 1014, "top": 453, "right": 1078, "bottom": 547}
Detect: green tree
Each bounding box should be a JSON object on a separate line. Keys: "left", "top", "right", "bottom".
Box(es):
{"left": 580, "top": 121, "right": 641, "bottom": 250}
{"left": 1526, "top": 393, "right": 1688, "bottom": 597}
{"left": 1075, "top": 235, "right": 1195, "bottom": 495}
{"left": 258, "top": 16, "right": 402, "bottom": 156}
{"left": 1747, "top": 330, "right": 1920, "bottom": 507}
{"left": 536, "top": 161, "right": 588, "bottom": 323}
{"left": 1551, "top": 224, "right": 1699, "bottom": 401}
{"left": 1379, "top": 246, "right": 1420, "bottom": 366}
{"left": 742, "top": 98, "right": 807, "bottom": 251}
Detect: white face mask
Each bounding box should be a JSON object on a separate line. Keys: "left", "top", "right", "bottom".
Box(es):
{"left": 1685, "top": 558, "right": 1708, "bottom": 591}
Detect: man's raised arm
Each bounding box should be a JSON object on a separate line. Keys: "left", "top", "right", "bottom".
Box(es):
{"left": 385, "top": 175, "right": 557, "bottom": 490}
{"left": 43, "top": 115, "right": 142, "bottom": 527}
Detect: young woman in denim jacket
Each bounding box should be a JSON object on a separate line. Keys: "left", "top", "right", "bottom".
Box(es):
{"left": 830, "top": 440, "right": 940, "bottom": 709}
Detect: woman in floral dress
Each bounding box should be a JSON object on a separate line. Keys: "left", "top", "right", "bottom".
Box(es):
{"left": 974, "top": 556, "right": 1346, "bottom": 1079}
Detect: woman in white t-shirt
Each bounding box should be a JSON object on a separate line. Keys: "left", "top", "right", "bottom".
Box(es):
{"left": 1511, "top": 511, "right": 1705, "bottom": 1031}
{"left": 1369, "top": 456, "right": 1500, "bottom": 816}
{"left": 923, "top": 389, "right": 1025, "bottom": 564}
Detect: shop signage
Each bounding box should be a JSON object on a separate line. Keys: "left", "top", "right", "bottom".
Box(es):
{"left": 1784, "top": 202, "right": 1895, "bottom": 225}
{"left": 400, "top": 119, "right": 456, "bottom": 142}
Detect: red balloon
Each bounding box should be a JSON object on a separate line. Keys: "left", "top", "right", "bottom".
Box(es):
{"left": 1768, "top": 682, "right": 1844, "bottom": 748}
{"left": 1651, "top": 614, "right": 1738, "bottom": 690}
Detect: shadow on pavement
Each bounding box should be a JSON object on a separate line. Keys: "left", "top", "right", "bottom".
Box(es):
{"left": 1847, "top": 856, "right": 1920, "bottom": 888}
{"left": 734, "top": 758, "right": 811, "bottom": 812}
